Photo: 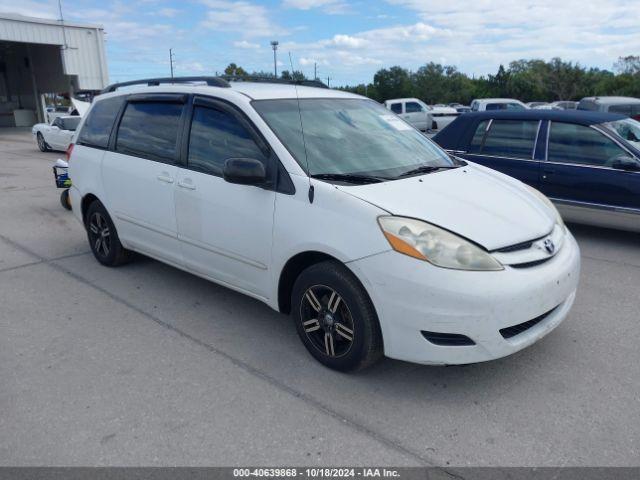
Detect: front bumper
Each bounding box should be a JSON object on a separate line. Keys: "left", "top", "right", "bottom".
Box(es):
{"left": 348, "top": 230, "right": 581, "bottom": 365}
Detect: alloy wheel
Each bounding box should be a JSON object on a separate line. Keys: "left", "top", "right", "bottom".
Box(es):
{"left": 88, "top": 212, "right": 111, "bottom": 258}
{"left": 299, "top": 285, "right": 355, "bottom": 358}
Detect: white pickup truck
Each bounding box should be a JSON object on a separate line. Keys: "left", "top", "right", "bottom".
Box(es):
{"left": 384, "top": 98, "right": 459, "bottom": 132}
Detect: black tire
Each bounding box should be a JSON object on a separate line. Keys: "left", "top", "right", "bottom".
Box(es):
{"left": 37, "top": 132, "right": 49, "bottom": 152}
{"left": 85, "top": 200, "right": 132, "bottom": 267}
{"left": 291, "top": 261, "right": 383, "bottom": 372}
{"left": 59, "top": 189, "right": 71, "bottom": 210}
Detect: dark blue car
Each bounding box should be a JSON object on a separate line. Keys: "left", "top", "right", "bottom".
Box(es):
{"left": 433, "top": 110, "right": 640, "bottom": 232}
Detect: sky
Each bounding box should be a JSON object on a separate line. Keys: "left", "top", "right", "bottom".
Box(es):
{"left": 1, "top": 0, "right": 639, "bottom": 86}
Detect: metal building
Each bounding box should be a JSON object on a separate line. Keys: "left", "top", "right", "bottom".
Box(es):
{"left": 0, "top": 13, "right": 109, "bottom": 127}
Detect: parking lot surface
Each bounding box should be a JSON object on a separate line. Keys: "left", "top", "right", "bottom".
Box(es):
{"left": 1, "top": 128, "right": 639, "bottom": 467}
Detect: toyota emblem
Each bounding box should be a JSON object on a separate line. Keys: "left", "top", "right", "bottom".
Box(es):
{"left": 543, "top": 239, "right": 555, "bottom": 254}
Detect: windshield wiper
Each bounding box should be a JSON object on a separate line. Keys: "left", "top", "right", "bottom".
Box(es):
{"left": 398, "top": 164, "right": 460, "bottom": 178}
{"left": 310, "top": 173, "right": 387, "bottom": 184}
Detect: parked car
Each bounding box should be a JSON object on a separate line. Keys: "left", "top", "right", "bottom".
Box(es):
{"left": 471, "top": 98, "right": 529, "bottom": 111}
{"left": 69, "top": 77, "right": 580, "bottom": 371}
{"left": 545, "top": 101, "right": 578, "bottom": 110}
{"left": 433, "top": 110, "right": 640, "bottom": 232}
{"left": 384, "top": 98, "right": 459, "bottom": 131}
{"left": 455, "top": 106, "right": 471, "bottom": 113}
{"left": 527, "top": 102, "right": 548, "bottom": 108}
{"left": 578, "top": 96, "right": 640, "bottom": 120}
{"left": 32, "top": 115, "right": 81, "bottom": 152}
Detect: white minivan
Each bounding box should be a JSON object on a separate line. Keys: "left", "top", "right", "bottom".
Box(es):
{"left": 69, "top": 77, "right": 580, "bottom": 371}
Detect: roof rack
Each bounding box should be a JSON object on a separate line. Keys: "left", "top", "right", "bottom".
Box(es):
{"left": 100, "top": 76, "right": 231, "bottom": 94}
{"left": 221, "top": 75, "right": 329, "bottom": 89}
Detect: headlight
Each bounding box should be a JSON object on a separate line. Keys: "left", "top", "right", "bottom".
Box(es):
{"left": 377, "top": 216, "right": 503, "bottom": 271}
{"left": 526, "top": 186, "right": 565, "bottom": 231}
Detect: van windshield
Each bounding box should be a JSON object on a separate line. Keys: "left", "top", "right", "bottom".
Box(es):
{"left": 252, "top": 98, "right": 454, "bottom": 179}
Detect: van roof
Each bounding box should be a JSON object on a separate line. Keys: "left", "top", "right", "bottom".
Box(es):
{"left": 98, "top": 77, "right": 362, "bottom": 101}
{"left": 579, "top": 96, "right": 640, "bottom": 105}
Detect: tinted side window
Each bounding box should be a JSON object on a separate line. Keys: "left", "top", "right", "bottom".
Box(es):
{"left": 77, "top": 97, "right": 123, "bottom": 149}
{"left": 480, "top": 120, "right": 538, "bottom": 158}
{"left": 389, "top": 103, "right": 402, "bottom": 114}
{"left": 188, "top": 106, "right": 267, "bottom": 176}
{"left": 468, "top": 120, "right": 489, "bottom": 153}
{"left": 116, "top": 102, "right": 184, "bottom": 162}
{"left": 405, "top": 102, "right": 422, "bottom": 113}
{"left": 610, "top": 104, "right": 632, "bottom": 115}
{"left": 548, "top": 123, "right": 627, "bottom": 167}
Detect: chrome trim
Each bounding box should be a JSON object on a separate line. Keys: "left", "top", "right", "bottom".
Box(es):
{"left": 551, "top": 197, "right": 640, "bottom": 214}
{"left": 532, "top": 120, "right": 542, "bottom": 160}
{"left": 545, "top": 120, "right": 551, "bottom": 161}
{"left": 543, "top": 160, "right": 640, "bottom": 172}
{"left": 464, "top": 153, "right": 540, "bottom": 163}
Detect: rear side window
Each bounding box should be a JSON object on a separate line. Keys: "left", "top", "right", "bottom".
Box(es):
{"left": 389, "top": 103, "right": 402, "bottom": 114}
{"left": 405, "top": 102, "right": 422, "bottom": 113}
{"left": 77, "top": 97, "right": 123, "bottom": 149}
{"left": 473, "top": 120, "right": 538, "bottom": 159}
{"left": 187, "top": 105, "right": 267, "bottom": 176}
{"left": 116, "top": 102, "right": 184, "bottom": 163}
{"left": 547, "top": 122, "right": 627, "bottom": 167}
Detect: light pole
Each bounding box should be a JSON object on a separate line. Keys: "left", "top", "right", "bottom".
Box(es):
{"left": 270, "top": 40, "right": 279, "bottom": 77}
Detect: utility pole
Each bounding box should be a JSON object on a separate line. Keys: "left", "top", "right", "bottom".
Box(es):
{"left": 327, "top": 76, "right": 330, "bottom": 87}
{"left": 270, "top": 41, "right": 279, "bottom": 77}
{"left": 314, "top": 62, "right": 317, "bottom": 80}
{"left": 169, "top": 48, "right": 175, "bottom": 79}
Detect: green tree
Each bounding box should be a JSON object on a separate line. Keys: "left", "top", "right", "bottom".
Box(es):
{"left": 224, "top": 63, "right": 248, "bottom": 76}
{"left": 373, "top": 66, "right": 413, "bottom": 101}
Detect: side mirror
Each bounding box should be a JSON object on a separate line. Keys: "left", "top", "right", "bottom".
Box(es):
{"left": 611, "top": 155, "right": 640, "bottom": 172}
{"left": 223, "top": 158, "right": 267, "bottom": 186}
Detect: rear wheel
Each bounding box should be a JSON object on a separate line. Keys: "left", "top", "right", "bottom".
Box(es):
{"left": 85, "top": 200, "right": 132, "bottom": 266}
{"left": 37, "top": 132, "right": 48, "bottom": 152}
{"left": 292, "top": 261, "right": 383, "bottom": 372}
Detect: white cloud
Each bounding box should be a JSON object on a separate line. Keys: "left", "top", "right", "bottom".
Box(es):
{"left": 0, "top": 0, "right": 57, "bottom": 19}
{"left": 327, "top": 34, "right": 368, "bottom": 49}
{"left": 282, "top": 0, "right": 350, "bottom": 14}
{"left": 200, "top": 0, "right": 287, "bottom": 37}
{"left": 233, "top": 40, "right": 261, "bottom": 49}
{"left": 385, "top": 0, "right": 640, "bottom": 74}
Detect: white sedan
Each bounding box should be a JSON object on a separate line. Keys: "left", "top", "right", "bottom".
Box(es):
{"left": 32, "top": 116, "right": 81, "bottom": 152}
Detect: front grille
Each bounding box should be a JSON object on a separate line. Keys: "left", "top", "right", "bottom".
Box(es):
{"left": 499, "top": 306, "right": 558, "bottom": 339}
{"left": 421, "top": 331, "right": 475, "bottom": 346}
{"left": 494, "top": 240, "right": 534, "bottom": 253}
{"left": 510, "top": 257, "right": 552, "bottom": 269}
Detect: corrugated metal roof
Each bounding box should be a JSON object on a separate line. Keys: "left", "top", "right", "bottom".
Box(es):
{"left": 0, "top": 13, "right": 108, "bottom": 90}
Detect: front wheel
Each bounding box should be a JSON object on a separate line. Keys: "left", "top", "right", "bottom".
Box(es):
{"left": 85, "top": 200, "right": 132, "bottom": 266}
{"left": 37, "top": 132, "right": 48, "bottom": 152}
{"left": 291, "top": 261, "right": 383, "bottom": 372}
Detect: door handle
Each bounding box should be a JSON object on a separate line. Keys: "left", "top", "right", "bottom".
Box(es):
{"left": 177, "top": 179, "right": 196, "bottom": 190}
{"left": 157, "top": 173, "right": 174, "bottom": 184}
{"left": 541, "top": 169, "right": 555, "bottom": 180}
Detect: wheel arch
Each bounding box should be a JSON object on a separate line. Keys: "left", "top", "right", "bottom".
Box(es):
{"left": 277, "top": 250, "right": 377, "bottom": 316}
{"left": 80, "top": 193, "right": 100, "bottom": 224}
{"left": 277, "top": 251, "right": 342, "bottom": 314}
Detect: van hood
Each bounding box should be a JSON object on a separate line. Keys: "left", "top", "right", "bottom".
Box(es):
{"left": 337, "top": 163, "right": 555, "bottom": 251}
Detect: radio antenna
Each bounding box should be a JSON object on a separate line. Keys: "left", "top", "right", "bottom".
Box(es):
{"left": 288, "top": 52, "right": 313, "bottom": 203}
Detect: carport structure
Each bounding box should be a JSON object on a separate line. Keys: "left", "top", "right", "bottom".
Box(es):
{"left": 0, "top": 13, "right": 108, "bottom": 127}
